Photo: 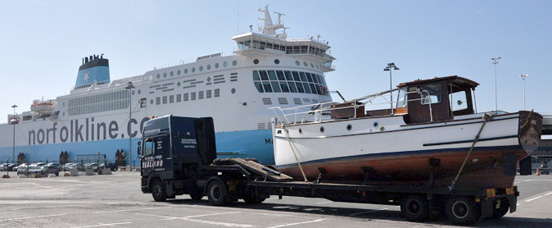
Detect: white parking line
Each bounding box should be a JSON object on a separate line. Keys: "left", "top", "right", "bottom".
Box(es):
{"left": 178, "top": 218, "right": 252, "bottom": 227}
{"left": 545, "top": 192, "right": 552, "bottom": 196}
{"left": 71, "top": 222, "right": 132, "bottom": 228}
{"left": 162, "top": 211, "right": 251, "bottom": 227}
{"left": 0, "top": 214, "right": 66, "bottom": 222}
{"left": 266, "top": 218, "right": 325, "bottom": 228}
{"left": 93, "top": 207, "right": 160, "bottom": 213}
{"left": 525, "top": 196, "right": 543, "bottom": 202}
{"left": 164, "top": 211, "right": 242, "bottom": 220}
{"left": 314, "top": 201, "right": 332, "bottom": 205}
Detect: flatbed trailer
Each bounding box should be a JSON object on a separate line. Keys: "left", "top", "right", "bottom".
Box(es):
{"left": 139, "top": 116, "right": 519, "bottom": 225}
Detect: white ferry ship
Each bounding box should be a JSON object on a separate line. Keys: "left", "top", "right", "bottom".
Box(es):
{"left": 0, "top": 6, "right": 335, "bottom": 166}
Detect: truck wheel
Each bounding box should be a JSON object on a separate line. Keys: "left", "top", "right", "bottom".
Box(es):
{"left": 446, "top": 196, "right": 480, "bottom": 225}
{"left": 207, "top": 179, "right": 230, "bottom": 206}
{"left": 151, "top": 179, "right": 167, "bottom": 202}
{"left": 190, "top": 187, "right": 204, "bottom": 201}
{"left": 400, "top": 195, "right": 429, "bottom": 222}
{"left": 490, "top": 199, "right": 509, "bottom": 219}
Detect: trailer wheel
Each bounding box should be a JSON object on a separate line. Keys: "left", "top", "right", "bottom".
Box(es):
{"left": 189, "top": 187, "right": 204, "bottom": 201}
{"left": 446, "top": 196, "right": 480, "bottom": 225}
{"left": 243, "top": 192, "right": 266, "bottom": 204}
{"left": 400, "top": 195, "right": 429, "bottom": 222}
{"left": 151, "top": 179, "right": 167, "bottom": 202}
{"left": 207, "top": 179, "right": 230, "bottom": 206}
{"left": 490, "top": 199, "right": 509, "bottom": 219}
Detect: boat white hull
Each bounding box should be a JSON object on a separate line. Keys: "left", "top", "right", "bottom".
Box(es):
{"left": 273, "top": 112, "right": 542, "bottom": 188}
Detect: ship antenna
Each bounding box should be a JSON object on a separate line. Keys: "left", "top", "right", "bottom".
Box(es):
{"left": 236, "top": 0, "right": 239, "bottom": 33}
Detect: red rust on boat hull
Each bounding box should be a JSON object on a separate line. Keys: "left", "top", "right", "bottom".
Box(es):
{"left": 277, "top": 149, "right": 528, "bottom": 189}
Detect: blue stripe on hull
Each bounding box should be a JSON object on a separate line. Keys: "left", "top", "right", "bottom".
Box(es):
{"left": 0, "top": 129, "right": 275, "bottom": 165}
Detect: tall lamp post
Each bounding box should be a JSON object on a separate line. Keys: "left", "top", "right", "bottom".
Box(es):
{"left": 491, "top": 57, "right": 501, "bottom": 111}
{"left": 10, "top": 105, "right": 18, "bottom": 175}
{"left": 519, "top": 74, "right": 529, "bottom": 110}
{"left": 125, "top": 82, "right": 135, "bottom": 171}
{"left": 384, "top": 62, "right": 399, "bottom": 114}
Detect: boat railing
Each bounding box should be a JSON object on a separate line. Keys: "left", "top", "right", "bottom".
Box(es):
{"left": 271, "top": 88, "right": 432, "bottom": 125}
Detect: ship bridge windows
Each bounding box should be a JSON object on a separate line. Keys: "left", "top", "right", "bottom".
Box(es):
{"left": 252, "top": 70, "right": 328, "bottom": 96}
{"left": 237, "top": 40, "right": 328, "bottom": 57}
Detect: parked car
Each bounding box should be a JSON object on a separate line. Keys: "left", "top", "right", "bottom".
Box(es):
{"left": 63, "top": 163, "right": 77, "bottom": 171}
{"left": 46, "top": 163, "right": 61, "bottom": 171}
{"left": 1, "top": 163, "right": 17, "bottom": 171}
{"left": 84, "top": 163, "right": 98, "bottom": 172}
{"left": 17, "top": 163, "right": 44, "bottom": 176}
{"left": 99, "top": 162, "right": 118, "bottom": 171}
{"left": 42, "top": 163, "right": 60, "bottom": 176}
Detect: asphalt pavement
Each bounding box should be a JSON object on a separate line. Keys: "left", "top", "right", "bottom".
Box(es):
{"left": 0, "top": 171, "right": 551, "bottom": 228}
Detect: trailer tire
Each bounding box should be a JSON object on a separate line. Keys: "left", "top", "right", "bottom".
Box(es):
{"left": 151, "top": 179, "right": 167, "bottom": 202}
{"left": 490, "top": 199, "right": 509, "bottom": 219}
{"left": 207, "top": 179, "right": 230, "bottom": 206}
{"left": 400, "top": 195, "right": 429, "bottom": 222}
{"left": 446, "top": 196, "right": 480, "bottom": 225}
{"left": 189, "top": 187, "right": 204, "bottom": 201}
{"left": 243, "top": 192, "right": 266, "bottom": 204}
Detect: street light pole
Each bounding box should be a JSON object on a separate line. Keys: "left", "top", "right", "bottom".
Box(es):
{"left": 384, "top": 62, "right": 400, "bottom": 114}
{"left": 491, "top": 57, "right": 501, "bottom": 111}
{"left": 519, "top": 74, "right": 529, "bottom": 110}
{"left": 125, "top": 82, "right": 135, "bottom": 171}
{"left": 11, "top": 104, "right": 17, "bottom": 175}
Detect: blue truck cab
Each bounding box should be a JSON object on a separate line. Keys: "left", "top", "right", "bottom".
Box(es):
{"left": 140, "top": 115, "right": 216, "bottom": 201}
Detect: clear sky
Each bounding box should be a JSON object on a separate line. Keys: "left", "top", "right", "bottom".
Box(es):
{"left": 0, "top": 0, "right": 551, "bottom": 122}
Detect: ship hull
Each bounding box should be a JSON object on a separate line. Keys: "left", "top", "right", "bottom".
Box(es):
{"left": 274, "top": 111, "right": 542, "bottom": 189}
{"left": 0, "top": 129, "right": 274, "bottom": 165}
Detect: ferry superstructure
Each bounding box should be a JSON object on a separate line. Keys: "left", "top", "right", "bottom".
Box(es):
{"left": 0, "top": 6, "right": 335, "bottom": 166}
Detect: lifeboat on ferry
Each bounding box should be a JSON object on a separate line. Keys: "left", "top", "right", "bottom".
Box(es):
{"left": 30, "top": 100, "right": 55, "bottom": 114}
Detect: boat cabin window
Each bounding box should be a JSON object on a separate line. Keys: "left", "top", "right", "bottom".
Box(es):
{"left": 450, "top": 90, "right": 468, "bottom": 112}
{"left": 419, "top": 83, "right": 442, "bottom": 105}
{"left": 396, "top": 87, "right": 408, "bottom": 108}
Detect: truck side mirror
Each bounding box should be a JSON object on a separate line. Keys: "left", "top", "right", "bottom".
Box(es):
{"left": 137, "top": 141, "right": 142, "bottom": 155}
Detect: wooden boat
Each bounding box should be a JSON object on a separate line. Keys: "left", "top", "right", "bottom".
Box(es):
{"left": 271, "top": 76, "right": 542, "bottom": 189}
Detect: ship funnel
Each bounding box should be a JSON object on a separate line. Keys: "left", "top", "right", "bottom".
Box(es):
{"left": 75, "top": 54, "right": 110, "bottom": 89}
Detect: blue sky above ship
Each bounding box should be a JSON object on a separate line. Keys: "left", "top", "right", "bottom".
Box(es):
{"left": 0, "top": 0, "right": 551, "bottom": 121}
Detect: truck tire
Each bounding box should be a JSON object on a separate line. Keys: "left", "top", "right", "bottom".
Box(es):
{"left": 490, "top": 198, "right": 509, "bottom": 219}
{"left": 207, "top": 179, "right": 230, "bottom": 206}
{"left": 400, "top": 195, "right": 429, "bottom": 222}
{"left": 446, "top": 196, "right": 480, "bottom": 225}
{"left": 151, "top": 179, "right": 167, "bottom": 202}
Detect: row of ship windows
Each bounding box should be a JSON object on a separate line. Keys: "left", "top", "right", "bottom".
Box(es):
{"left": 253, "top": 70, "right": 328, "bottom": 95}
{"left": 237, "top": 40, "right": 328, "bottom": 58}
{"left": 262, "top": 97, "right": 321, "bottom": 106}
{"left": 68, "top": 100, "right": 129, "bottom": 116}
{"left": 68, "top": 90, "right": 129, "bottom": 108}
{"left": 150, "top": 89, "right": 221, "bottom": 105}
{"left": 154, "top": 61, "right": 238, "bottom": 80}
{"left": 68, "top": 90, "right": 133, "bottom": 116}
